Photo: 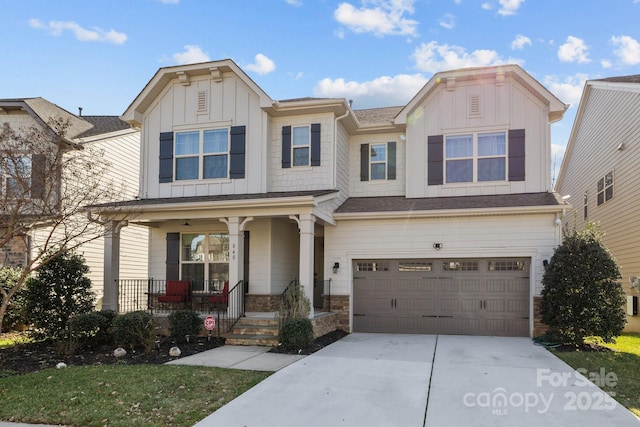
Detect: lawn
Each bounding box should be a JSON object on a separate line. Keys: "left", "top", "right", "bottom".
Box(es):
{"left": 0, "top": 364, "right": 270, "bottom": 426}
{"left": 552, "top": 333, "right": 640, "bottom": 417}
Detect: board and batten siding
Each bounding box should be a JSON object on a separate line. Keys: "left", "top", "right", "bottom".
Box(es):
{"left": 141, "top": 72, "right": 268, "bottom": 199}
{"left": 324, "top": 213, "right": 559, "bottom": 297}
{"left": 556, "top": 84, "right": 640, "bottom": 331}
{"left": 406, "top": 76, "right": 551, "bottom": 199}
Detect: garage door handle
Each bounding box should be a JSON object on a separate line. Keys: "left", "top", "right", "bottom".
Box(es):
{"left": 423, "top": 315, "right": 438, "bottom": 318}
{"left": 353, "top": 313, "right": 366, "bottom": 317}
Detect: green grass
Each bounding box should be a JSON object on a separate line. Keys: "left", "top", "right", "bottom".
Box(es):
{"left": 0, "top": 365, "right": 270, "bottom": 426}
{"left": 552, "top": 333, "right": 640, "bottom": 417}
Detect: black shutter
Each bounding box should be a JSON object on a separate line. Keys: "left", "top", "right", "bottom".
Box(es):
{"left": 166, "top": 232, "right": 180, "bottom": 281}
{"left": 31, "top": 154, "right": 46, "bottom": 199}
{"left": 282, "top": 126, "right": 291, "bottom": 168}
{"left": 360, "top": 144, "right": 369, "bottom": 181}
{"left": 159, "top": 132, "right": 174, "bottom": 183}
{"left": 387, "top": 141, "right": 396, "bottom": 180}
{"left": 310, "top": 123, "right": 321, "bottom": 166}
{"left": 229, "top": 126, "right": 246, "bottom": 179}
{"left": 427, "top": 135, "right": 444, "bottom": 185}
{"left": 508, "top": 129, "right": 525, "bottom": 181}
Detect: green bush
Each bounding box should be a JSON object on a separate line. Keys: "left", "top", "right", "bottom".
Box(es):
{"left": 68, "top": 311, "right": 114, "bottom": 346}
{"left": 113, "top": 310, "right": 155, "bottom": 352}
{"left": 0, "top": 267, "right": 26, "bottom": 332}
{"left": 278, "top": 282, "right": 310, "bottom": 327}
{"left": 23, "top": 249, "right": 95, "bottom": 340}
{"left": 280, "top": 318, "right": 314, "bottom": 351}
{"left": 168, "top": 310, "right": 202, "bottom": 342}
{"left": 540, "top": 222, "right": 626, "bottom": 344}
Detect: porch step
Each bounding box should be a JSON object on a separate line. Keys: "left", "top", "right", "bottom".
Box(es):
{"left": 224, "top": 313, "right": 280, "bottom": 346}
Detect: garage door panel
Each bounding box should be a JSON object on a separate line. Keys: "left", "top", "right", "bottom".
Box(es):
{"left": 461, "top": 299, "right": 482, "bottom": 312}
{"left": 461, "top": 279, "right": 481, "bottom": 292}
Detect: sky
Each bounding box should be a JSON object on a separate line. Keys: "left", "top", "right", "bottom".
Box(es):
{"left": 2, "top": 0, "right": 640, "bottom": 178}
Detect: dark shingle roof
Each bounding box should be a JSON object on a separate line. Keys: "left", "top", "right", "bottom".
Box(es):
{"left": 336, "top": 192, "right": 565, "bottom": 214}
{"left": 76, "top": 116, "right": 133, "bottom": 138}
{"left": 594, "top": 75, "right": 640, "bottom": 83}
{"left": 353, "top": 106, "right": 403, "bottom": 125}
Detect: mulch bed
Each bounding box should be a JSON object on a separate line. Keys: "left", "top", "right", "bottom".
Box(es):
{"left": 269, "top": 329, "right": 348, "bottom": 355}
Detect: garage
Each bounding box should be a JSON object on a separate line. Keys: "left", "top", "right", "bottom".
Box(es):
{"left": 353, "top": 258, "right": 530, "bottom": 336}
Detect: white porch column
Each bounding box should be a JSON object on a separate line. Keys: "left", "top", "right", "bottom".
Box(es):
{"left": 291, "top": 214, "right": 315, "bottom": 318}
{"left": 102, "top": 221, "right": 126, "bottom": 312}
{"left": 220, "top": 217, "right": 253, "bottom": 289}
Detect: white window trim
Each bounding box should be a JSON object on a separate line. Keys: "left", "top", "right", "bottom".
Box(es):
{"left": 174, "top": 128, "right": 230, "bottom": 181}
{"left": 292, "top": 125, "right": 311, "bottom": 167}
{"left": 444, "top": 130, "right": 507, "bottom": 184}
{"left": 370, "top": 142, "right": 388, "bottom": 181}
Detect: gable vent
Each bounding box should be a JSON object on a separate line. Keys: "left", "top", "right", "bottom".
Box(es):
{"left": 469, "top": 94, "right": 481, "bottom": 117}
{"left": 197, "top": 90, "right": 208, "bottom": 113}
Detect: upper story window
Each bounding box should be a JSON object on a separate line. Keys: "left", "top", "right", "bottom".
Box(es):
{"left": 1, "top": 155, "right": 33, "bottom": 198}
{"left": 597, "top": 171, "right": 614, "bottom": 206}
{"left": 360, "top": 142, "right": 396, "bottom": 182}
{"left": 445, "top": 131, "right": 506, "bottom": 183}
{"left": 292, "top": 126, "right": 310, "bottom": 167}
{"left": 175, "top": 128, "right": 229, "bottom": 181}
{"left": 370, "top": 143, "right": 388, "bottom": 180}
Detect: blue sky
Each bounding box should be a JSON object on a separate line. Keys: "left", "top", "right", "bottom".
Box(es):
{"left": 2, "top": 0, "right": 640, "bottom": 173}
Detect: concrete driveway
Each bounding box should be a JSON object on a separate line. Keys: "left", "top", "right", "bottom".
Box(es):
{"left": 195, "top": 334, "right": 640, "bottom": 427}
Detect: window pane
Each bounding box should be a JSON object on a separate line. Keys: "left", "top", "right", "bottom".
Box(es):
{"left": 597, "top": 178, "right": 604, "bottom": 192}
{"left": 597, "top": 191, "right": 604, "bottom": 206}
{"left": 293, "top": 147, "right": 309, "bottom": 166}
{"left": 478, "top": 132, "right": 506, "bottom": 156}
{"left": 605, "top": 185, "right": 613, "bottom": 201}
{"left": 175, "top": 131, "right": 199, "bottom": 155}
{"left": 204, "top": 155, "right": 228, "bottom": 179}
{"left": 181, "top": 264, "right": 204, "bottom": 291}
{"left": 446, "top": 135, "right": 473, "bottom": 158}
{"left": 371, "top": 144, "right": 387, "bottom": 162}
{"left": 176, "top": 157, "right": 199, "bottom": 180}
{"left": 182, "top": 234, "right": 206, "bottom": 262}
{"left": 478, "top": 158, "right": 505, "bottom": 181}
{"left": 371, "top": 163, "right": 386, "bottom": 180}
{"left": 605, "top": 172, "right": 613, "bottom": 187}
{"left": 208, "top": 234, "right": 229, "bottom": 262}
{"left": 446, "top": 159, "right": 472, "bottom": 183}
{"left": 208, "top": 263, "right": 229, "bottom": 291}
{"left": 203, "top": 129, "right": 228, "bottom": 153}
{"left": 293, "top": 126, "right": 309, "bottom": 146}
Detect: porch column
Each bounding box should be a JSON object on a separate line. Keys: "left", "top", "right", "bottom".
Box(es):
{"left": 102, "top": 221, "right": 126, "bottom": 312}
{"left": 220, "top": 217, "right": 253, "bottom": 289}
{"left": 291, "top": 214, "right": 315, "bottom": 318}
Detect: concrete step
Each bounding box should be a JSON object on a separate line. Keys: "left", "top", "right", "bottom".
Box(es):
{"left": 225, "top": 334, "right": 279, "bottom": 346}
{"left": 235, "top": 317, "right": 279, "bottom": 327}
{"left": 232, "top": 324, "right": 279, "bottom": 337}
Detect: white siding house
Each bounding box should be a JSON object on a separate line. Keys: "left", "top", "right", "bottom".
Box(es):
{"left": 104, "top": 60, "right": 568, "bottom": 337}
{"left": 556, "top": 75, "right": 640, "bottom": 332}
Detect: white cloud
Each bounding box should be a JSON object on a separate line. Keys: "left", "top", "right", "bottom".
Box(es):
{"left": 511, "top": 34, "right": 531, "bottom": 50}
{"left": 601, "top": 59, "right": 612, "bottom": 69}
{"left": 172, "top": 45, "right": 210, "bottom": 64}
{"left": 544, "top": 74, "right": 588, "bottom": 108}
{"left": 245, "top": 53, "right": 276, "bottom": 75}
{"left": 412, "top": 41, "right": 521, "bottom": 73}
{"left": 28, "top": 18, "right": 127, "bottom": 44}
{"left": 557, "top": 36, "right": 590, "bottom": 64}
{"left": 286, "top": 0, "right": 302, "bottom": 6}
{"left": 498, "top": 0, "right": 524, "bottom": 15}
{"left": 313, "top": 73, "right": 428, "bottom": 108}
{"left": 611, "top": 35, "right": 640, "bottom": 65}
{"left": 438, "top": 13, "right": 456, "bottom": 30}
{"left": 481, "top": 3, "right": 493, "bottom": 10}
{"left": 334, "top": 0, "right": 418, "bottom": 37}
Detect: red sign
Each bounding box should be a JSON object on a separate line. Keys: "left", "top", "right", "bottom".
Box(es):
{"left": 204, "top": 315, "right": 215, "bottom": 331}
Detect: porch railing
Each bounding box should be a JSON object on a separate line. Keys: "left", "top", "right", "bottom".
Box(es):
{"left": 116, "top": 278, "right": 245, "bottom": 336}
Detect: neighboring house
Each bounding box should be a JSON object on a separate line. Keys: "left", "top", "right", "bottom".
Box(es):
{"left": 0, "top": 98, "right": 148, "bottom": 307}
{"left": 555, "top": 75, "right": 640, "bottom": 332}
{"left": 103, "top": 59, "right": 568, "bottom": 337}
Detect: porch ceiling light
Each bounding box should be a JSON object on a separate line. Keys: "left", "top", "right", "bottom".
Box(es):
{"left": 183, "top": 220, "right": 191, "bottom": 227}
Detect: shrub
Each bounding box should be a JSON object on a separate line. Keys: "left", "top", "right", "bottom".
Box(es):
{"left": 278, "top": 282, "right": 310, "bottom": 327}
{"left": 68, "top": 311, "right": 114, "bottom": 347}
{"left": 280, "top": 318, "right": 314, "bottom": 351}
{"left": 540, "top": 222, "right": 626, "bottom": 344}
{"left": 113, "top": 310, "right": 155, "bottom": 352}
{"left": 23, "top": 249, "right": 95, "bottom": 340}
{"left": 168, "top": 310, "right": 202, "bottom": 342}
{"left": 0, "top": 267, "right": 26, "bottom": 332}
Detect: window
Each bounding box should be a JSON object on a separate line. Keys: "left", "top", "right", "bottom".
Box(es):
{"left": 445, "top": 131, "right": 506, "bottom": 183}
{"left": 597, "top": 171, "right": 614, "bottom": 206}
{"left": 370, "top": 143, "right": 387, "bottom": 180}
{"left": 180, "top": 233, "right": 229, "bottom": 292}
{"left": 175, "top": 129, "right": 229, "bottom": 180}
{"left": 583, "top": 191, "right": 588, "bottom": 219}
{"left": 1, "top": 156, "right": 32, "bottom": 198}
{"left": 488, "top": 260, "right": 527, "bottom": 271}
{"left": 355, "top": 262, "right": 389, "bottom": 272}
{"left": 292, "top": 126, "right": 310, "bottom": 167}
{"left": 443, "top": 261, "right": 478, "bottom": 271}
{"left": 399, "top": 261, "right": 432, "bottom": 272}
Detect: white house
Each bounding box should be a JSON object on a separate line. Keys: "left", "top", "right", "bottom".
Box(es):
{"left": 102, "top": 60, "right": 568, "bottom": 338}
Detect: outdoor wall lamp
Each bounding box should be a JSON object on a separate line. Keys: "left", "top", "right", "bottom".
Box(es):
{"left": 333, "top": 262, "right": 340, "bottom": 273}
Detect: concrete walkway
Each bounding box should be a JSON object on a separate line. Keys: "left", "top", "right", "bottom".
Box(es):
{"left": 195, "top": 334, "right": 640, "bottom": 427}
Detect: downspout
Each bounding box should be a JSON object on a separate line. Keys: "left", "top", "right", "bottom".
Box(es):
{"left": 333, "top": 109, "right": 350, "bottom": 189}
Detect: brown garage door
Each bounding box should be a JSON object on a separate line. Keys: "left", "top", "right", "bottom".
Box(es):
{"left": 353, "top": 258, "right": 530, "bottom": 336}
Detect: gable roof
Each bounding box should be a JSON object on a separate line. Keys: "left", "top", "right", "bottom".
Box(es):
{"left": 593, "top": 74, "right": 640, "bottom": 83}
{"left": 76, "top": 116, "right": 133, "bottom": 138}
{"left": 394, "top": 64, "right": 568, "bottom": 125}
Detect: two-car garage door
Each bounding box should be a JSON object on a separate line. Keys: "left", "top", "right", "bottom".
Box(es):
{"left": 353, "top": 258, "right": 530, "bottom": 337}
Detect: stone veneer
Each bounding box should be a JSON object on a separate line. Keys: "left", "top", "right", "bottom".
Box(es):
{"left": 532, "top": 296, "right": 547, "bottom": 337}
{"left": 244, "top": 294, "right": 282, "bottom": 312}
{"left": 327, "top": 294, "right": 350, "bottom": 332}
{"left": 1, "top": 236, "right": 28, "bottom": 268}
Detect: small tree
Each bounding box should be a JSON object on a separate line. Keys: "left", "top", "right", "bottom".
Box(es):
{"left": 23, "top": 248, "right": 96, "bottom": 340}
{"left": 540, "top": 222, "right": 626, "bottom": 344}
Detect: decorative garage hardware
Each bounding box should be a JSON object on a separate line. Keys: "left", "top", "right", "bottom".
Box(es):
{"left": 433, "top": 242, "right": 442, "bottom": 250}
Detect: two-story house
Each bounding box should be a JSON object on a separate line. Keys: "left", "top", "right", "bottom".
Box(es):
{"left": 102, "top": 59, "right": 568, "bottom": 337}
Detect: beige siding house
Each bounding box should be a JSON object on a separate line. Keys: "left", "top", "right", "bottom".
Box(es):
{"left": 556, "top": 75, "right": 640, "bottom": 332}
{"left": 103, "top": 60, "right": 568, "bottom": 338}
